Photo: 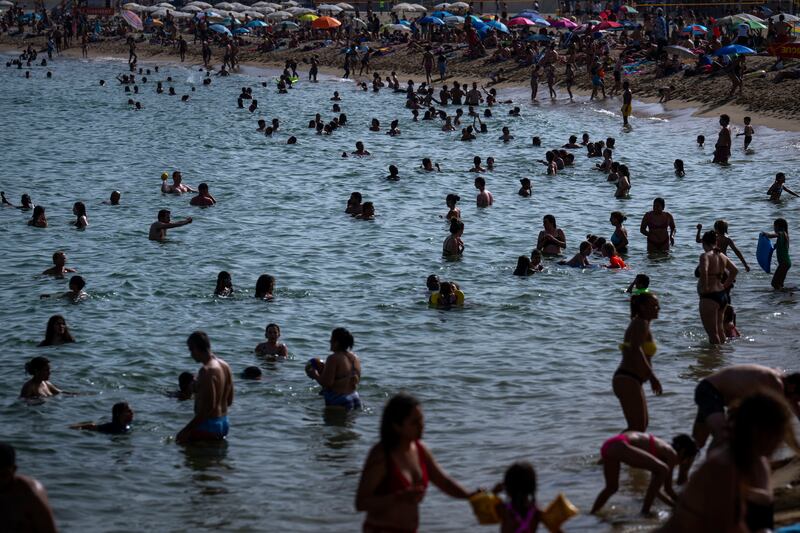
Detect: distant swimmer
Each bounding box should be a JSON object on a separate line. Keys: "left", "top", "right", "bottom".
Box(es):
{"left": 19, "top": 356, "right": 61, "bottom": 399}
{"left": 254, "top": 274, "right": 275, "bottom": 300}
{"left": 148, "top": 209, "right": 192, "bottom": 241}
{"left": 72, "top": 201, "right": 88, "bottom": 229}
{"left": 1, "top": 191, "right": 33, "bottom": 210}
{"left": 214, "top": 271, "right": 233, "bottom": 297}
{"left": 42, "top": 250, "right": 76, "bottom": 277}
{"left": 71, "top": 402, "right": 134, "bottom": 434}
{"left": 40, "top": 275, "right": 87, "bottom": 302}
{"left": 0, "top": 442, "right": 58, "bottom": 533}
{"left": 353, "top": 141, "right": 371, "bottom": 157}
{"left": 161, "top": 171, "right": 195, "bottom": 194}
{"left": 171, "top": 372, "right": 195, "bottom": 401}
{"left": 102, "top": 191, "right": 121, "bottom": 205}
{"left": 190, "top": 183, "right": 217, "bottom": 207}
{"left": 27, "top": 205, "right": 47, "bottom": 228}
{"left": 305, "top": 327, "right": 362, "bottom": 410}
{"left": 474, "top": 177, "right": 493, "bottom": 207}
{"left": 176, "top": 331, "right": 234, "bottom": 444}
{"left": 38, "top": 315, "right": 75, "bottom": 347}
{"left": 254, "top": 323, "right": 288, "bottom": 359}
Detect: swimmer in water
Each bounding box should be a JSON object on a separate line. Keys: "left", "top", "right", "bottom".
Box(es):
{"left": 695, "top": 220, "right": 750, "bottom": 271}
{"left": 242, "top": 366, "right": 263, "bottom": 380}
{"left": 491, "top": 462, "right": 541, "bottom": 533}
{"left": 19, "top": 356, "right": 61, "bottom": 399}
{"left": 255, "top": 323, "right": 288, "bottom": 359}
{"left": 712, "top": 114, "right": 732, "bottom": 165}
{"left": 214, "top": 271, "right": 233, "bottom": 297}
{"left": 696, "top": 230, "right": 737, "bottom": 344}
{"left": 443, "top": 219, "right": 465, "bottom": 257}
{"left": 529, "top": 249, "right": 544, "bottom": 272}
{"left": 172, "top": 372, "right": 195, "bottom": 401}
{"left": 474, "top": 177, "right": 493, "bottom": 207}
{"left": 426, "top": 275, "right": 440, "bottom": 294}
{"left": 72, "top": 202, "right": 88, "bottom": 229}
{"left": 445, "top": 194, "right": 461, "bottom": 221}
{"left": 499, "top": 126, "right": 514, "bottom": 143}
{"left": 696, "top": 135, "right": 704, "bottom": 148}
{"left": 602, "top": 242, "right": 627, "bottom": 269}
{"left": 591, "top": 433, "right": 697, "bottom": 515}
{"left": 513, "top": 256, "right": 535, "bottom": 276}
{"left": 536, "top": 214, "right": 566, "bottom": 256}
{"left": 353, "top": 141, "right": 371, "bottom": 156}
{"left": 28, "top": 206, "right": 47, "bottom": 228}
{"left": 0, "top": 442, "right": 59, "bottom": 533}
{"left": 1, "top": 192, "right": 33, "bottom": 210}
{"left": 762, "top": 218, "right": 792, "bottom": 290}
{"left": 560, "top": 241, "right": 592, "bottom": 268}
{"left": 38, "top": 315, "right": 75, "bottom": 347}
{"left": 255, "top": 274, "right": 275, "bottom": 300}
{"left": 357, "top": 202, "right": 375, "bottom": 220}
{"left": 176, "top": 331, "right": 234, "bottom": 444}
{"left": 161, "top": 171, "right": 195, "bottom": 194}
{"left": 305, "top": 327, "right": 362, "bottom": 410}
{"left": 469, "top": 156, "right": 485, "bottom": 172}
{"left": 41, "top": 275, "right": 87, "bottom": 302}
{"left": 421, "top": 158, "right": 440, "bottom": 172}
{"left": 190, "top": 183, "right": 217, "bottom": 207}
{"left": 42, "top": 251, "right": 76, "bottom": 277}
{"left": 609, "top": 212, "right": 629, "bottom": 253}
{"left": 626, "top": 273, "right": 650, "bottom": 294}
{"left": 673, "top": 159, "right": 685, "bottom": 177}
{"left": 346, "top": 192, "right": 363, "bottom": 215}
{"left": 103, "top": 191, "right": 121, "bottom": 205}
{"left": 386, "top": 165, "right": 400, "bottom": 181}
{"left": 767, "top": 172, "right": 800, "bottom": 202}
{"left": 148, "top": 209, "right": 192, "bottom": 241}
{"left": 387, "top": 120, "right": 401, "bottom": 136}
{"left": 518, "top": 178, "right": 532, "bottom": 197}
{"left": 640, "top": 198, "right": 676, "bottom": 253}
{"left": 71, "top": 402, "right": 134, "bottom": 434}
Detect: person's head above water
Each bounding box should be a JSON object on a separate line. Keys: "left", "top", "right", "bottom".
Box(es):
{"left": 426, "top": 275, "right": 440, "bottom": 291}
{"left": 330, "top": 327, "right": 354, "bottom": 352}
{"left": 109, "top": 191, "right": 121, "bottom": 205}
{"left": 178, "top": 372, "right": 195, "bottom": 394}
{"left": 242, "top": 366, "right": 263, "bottom": 380}
{"left": 112, "top": 402, "right": 134, "bottom": 426}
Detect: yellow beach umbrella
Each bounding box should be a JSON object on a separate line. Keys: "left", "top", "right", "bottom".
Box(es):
{"left": 298, "top": 13, "right": 318, "bottom": 21}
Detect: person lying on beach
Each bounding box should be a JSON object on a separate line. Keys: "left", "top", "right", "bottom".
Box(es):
{"left": 767, "top": 172, "right": 800, "bottom": 201}
{"left": 148, "top": 209, "right": 192, "bottom": 241}
{"left": 71, "top": 402, "right": 134, "bottom": 434}
{"left": 591, "top": 432, "right": 697, "bottom": 515}
{"left": 42, "top": 251, "right": 76, "bottom": 277}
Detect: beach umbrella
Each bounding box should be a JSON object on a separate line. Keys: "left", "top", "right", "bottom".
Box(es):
{"left": 430, "top": 10, "right": 453, "bottom": 18}
{"left": 485, "top": 19, "right": 508, "bottom": 33}
{"left": 336, "top": 2, "right": 354, "bottom": 10}
{"left": 392, "top": 3, "right": 413, "bottom": 12}
{"left": 266, "top": 10, "right": 291, "bottom": 19}
{"left": 188, "top": 1, "right": 212, "bottom": 7}
{"left": 743, "top": 19, "right": 768, "bottom": 30}
{"left": 770, "top": 13, "right": 800, "bottom": 23}
{"left": 682, "top": 24, "right": 707, "bottom": 34}
{"left": 517, "top": 11, "right": 540, "bottom": 19}
{"left": 233, "top": 27, "right": 250, "bottom": 33}
{"left": 298, "top": 13, "right": 318, "bottom": 21}
{"left": 419, "top": 15, "right": 444, "bottom": 25}
{"left": 285, "top": 6, "right": 307, "bottom": 14}
{"left": 593, "top": 20, "right": 621, "bottom": 30}
{"left": 467, "top": 14, "right": 485, "bottom": 26}
{"left": 0, "top": 0, "right": 14, "bottom": 5}
{"left": 230, "top": 2, "right": 249, "bottom": 10}
{"left": 449, "top": 1, "right": 469, "bottom": 11}
{"left": 665, "top": 45, "right": 698, "bottom": 58}
{"left": 253, "top": 5, "right": 275, "bottom": 13}
{"left": 351, "top": 18, "right": 367, "bottom": 28}
{"left": 318, "top": 3, "right": 342, "bottom": 13}
{"left": 443, "top": 15, "right": 464, "bottom": 25}
{"left": 246, "top": 18, "right": 268, "bottom": 26}
{"left": 281, "top": 0, "right": 299, "bottom": 6}
{"left": 209, "top": 23, "right": 232, "bottom": 35}
{"left": 243, "top": 10, "right": 264, "bottom": 18}
{"left": 551, "top": 17, "right": 577, "bottom": 29}
{"left": 311, "top": 15, "right": 341, "bottom": 29}
{"left": 620, "top": 5, "right": 637, "bottom": 14}
{"left": 278, "top": 20, "right": 300, "bottom": 30}
{"left": 714, "top": 44, "right": 756, "bottom": 56}
{"left": 121, "top": 9, "right": 144, "bottom": 30}
{"left": 532, "top": 17, "right": 550, "bottom": 27}
{"left": 391, "top": 23, "right": 412, "bottom": 31}
{"left": 409, "top": 4, "right": 427, "bottom": 12}
{"left": 158, "top": 2, "right": 176, "bottom": 8}
{"left": 508, "top": 16, "right": 535, "bottom": 26}
{"left": 526, "top": 34, "right": 552, "bottom": 41}
{"left": 182, "top": 5, "right": 202, "bottom": 12}
{"left": 433, "top": 2, "right": 450, "bottom": 9}
{"left": 123, "top": 3, "right": 144, "bottom": 10}
{"left": 215, "top": 2, "right": 234, "bottom": 9}
{"left": 736, "top": 13, "right": 765, "bottom": 23}
{"left": 171, "top": 11, "right": 193, "bottom": 18}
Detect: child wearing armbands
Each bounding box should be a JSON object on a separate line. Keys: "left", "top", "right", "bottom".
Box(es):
{"left": 494, "top": 462, "right": 542, "bottom": 532}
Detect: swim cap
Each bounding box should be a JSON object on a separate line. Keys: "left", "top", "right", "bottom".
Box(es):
{"left": 161, "top": 172, "right": 168, "bottom": 180}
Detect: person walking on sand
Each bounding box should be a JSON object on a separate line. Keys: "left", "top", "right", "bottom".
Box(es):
{"left": 422, "top": 46, "right": 434, "bottom": 85}
{"left": 176, "top": 331, "right": 233, "bottom": 444}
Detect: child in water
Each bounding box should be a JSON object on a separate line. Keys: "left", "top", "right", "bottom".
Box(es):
{"left": 492, "top": 462, "right": 541, "bottom": 533}
{"left": 723, "top": 305, "right": 740, "bottom": 338}
{"left": 763, "top": 218, "right": 791, "bottom": 290}
{"left": 518, "top": 178, "right": 532, "bottom": 197}
{"left": 626, "top": 273, "right": 650, "bottom": 294}
{"left": 255, "top": 323, "right": 289, "bottom": 359}
{"left": 767, "top": 172, "right": 800, "bottom": 201}
{"left": 674, "top": 159, "right": 685, "bottom": 177}
{"left": 560, "top": 241, "right": 592, "bottom": 268}
{"left": 737, "top": 116, "right": 754, "bottom": 150}
{"left": 529, "top": 249, "right": 544, "bottom": 272}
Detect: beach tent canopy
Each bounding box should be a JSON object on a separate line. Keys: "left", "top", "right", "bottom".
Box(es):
{"left": 311, "top": 15, "right": 341, "bottom": 29}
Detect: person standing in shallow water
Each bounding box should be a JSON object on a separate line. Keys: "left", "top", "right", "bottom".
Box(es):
{"left": 176, "top": 331, "right": 233, "bottom": 444}
{"left": 712, "top": 114, "right": 732, "bottom": 165}
{"left": 0, "top": 442, "right": 58, "bottom": 533}
{"left": 640, "top": 198, "right": 676, "bottom": 253}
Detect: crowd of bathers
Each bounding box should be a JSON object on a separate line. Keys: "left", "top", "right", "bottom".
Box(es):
{"left": 2, "top": 43, "right": 799, "bottom": 533}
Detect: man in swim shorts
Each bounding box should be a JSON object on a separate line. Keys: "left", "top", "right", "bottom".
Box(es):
{"left": 678, "top": 364, "right": 800, "bottom": 483}
{"left": 0, "top": 442, "right": 57, "bottom": 533}
{"left": 177, "top": 331, "right": 234, "bottom": 444}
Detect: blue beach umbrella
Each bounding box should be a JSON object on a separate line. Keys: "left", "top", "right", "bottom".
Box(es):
{"left": 430, "top": 10, "right": 453, "bottom": 18}
{"left": 526, "top": 33, "right": 552, "bottom": 42}
{"left": 683, "top": 24, "right": 707, "bottom": 34}
{"left": 485, "top": 19, "right": 508, "bottom": 33}
{"left": 713, "top": 44, "right": 756, "bottom": 56}
{"left": 233, "top": 27, "right": 250, "bottom": 34}
{"left": 517, "top": 10, "right": 540, "bottom": 19}
{"left": 419, "top": 15, "right": 444, "bottom": 25}
{"left": 398, "top": 19, "right": 411, "bottom": 26}
{"left": 209, "top": 23, "right": 232, "bottom": 35}
{"left": 246, "top": 19, "right": 268, "bottom": 27}
{"left": 467, "top": 14, "right": 486, "bottom": 27}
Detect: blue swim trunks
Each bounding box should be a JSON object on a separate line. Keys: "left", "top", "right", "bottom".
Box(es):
{"left": 189, "top": 416, "right": 229, "bottom": 441}
{"left": 323, "top": 390, "right": 362, "bottom": 411}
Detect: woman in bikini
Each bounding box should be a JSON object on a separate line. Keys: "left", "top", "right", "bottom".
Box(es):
{"left": 591, "top": 433, "right": 696, "bottom": 515}
{"left": 305, "top": 327, "right": 361, "bottom": 410}
{"left": 614, "top": 292, "right": 663, "bottom": 432}
{"left": 443, "top": 219, "right": 464, "bottom": 258}
{"left": 356, "top": 393, "right": 475, "bottom": 532}
{"left": 536, "top": 215, "right": 566, "bottom": 256}
{"left": 640, "top": 198, "right": 675, "bottom": 253}
{"left": 696, "top": 231, "right": 738, "bottom": 345}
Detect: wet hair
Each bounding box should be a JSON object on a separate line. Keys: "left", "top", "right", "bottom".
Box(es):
{"left": 672, "top": 434, "right": 699, "bottom": 460}
{"left": 697, "top": 135, "right": 705, "bottom": 144}
{"left": 330, "top": 327, "right": 354, "bottom": 351}
{"left": 449, "top": 219, "right": 464, "bottom": 235}
{"left": 532, "top": 136, "right": 541, "bottom": 146}
{"left": 702, "top": 230, "right": 720, "bottom": 250}
{"left": 630, "top": 291, "right": 657, "bottom": 319}
{"left": 242, "top": 366, "right": 262, "bottom": 379}
{"left": 601, "top": 242, "right": 617, "bottom": 257}
{"left": 729, "top": 392, "right": 789, "bottom": 469}
{"left": 380, "top": 393, "right": 421, "bottom": 453}
{"left": 504, "top": 462, "right": 537, "bottom": 515}
{"left": 52, "top": 250, "right": 65, "bottom": 263}
{"left": 31, "top": 205, "right": 45, "bottom": 223}
{"left": 255, "top": 274, "right": 275, "bottom": 298}
{"left": 633, "top": 273, "right": 650, "bottom": 289}
{"left": 157, "top": 209, "right": 170, "bottom": 221}
{"left": 215, "top": 271, "right": 232, "bottom": 295}
{"left": 112, "top": 402, "right": 130, "bottom": 423}
{"left": 475, "top": 176, "right": 486, "bottom": 188}
{"left": 610, "top": 211, "right": 626, "bottom": 224}
{"left": 513, "top": 255, "right": 532, "bottom": 276}
{"left": 0, "top": 441, "right": 15, "bottom": 470}
{"left": 653, "top": 197, "right": 666, "bottom": 209}
{"left": 446, "top": 193, "right": 460, "bottom": 206}
{"left": 579, "top": 241, "right": 592, "bottom": 254}
{"left": 713, "top": 220, "right": 728, "bottom": 234}
{"left": 543, "top": 214, "right": 556, "bottom": 227}
{"left": 178, "top": 372, "right": 194, "bottom": 392}
{"left": 186, "top": 331, "right": 211, "bottom": 353}
{"left": 426, "top": 275, "right": 440, "bottom": 291}
{"left": 25, "top": 356, "right": 50, "bottom": 376}
{"left": 473, "top": 156, "right": 482, "bottom": 167}
{"left": 774, "top": 218, "right": 789, "bottom": 233}
{"left": 69, "top": 275, "right": 86, "bottom": 291}
{"left": 73, "top": 201, "right": 87, "bottom": 218}
{"left": 40, "top": 315, "right": 74, "bottom": 346}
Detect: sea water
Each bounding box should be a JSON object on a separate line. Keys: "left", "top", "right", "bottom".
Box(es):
{"left": 1, "top": 54, "right": 799, "bottom": 532}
